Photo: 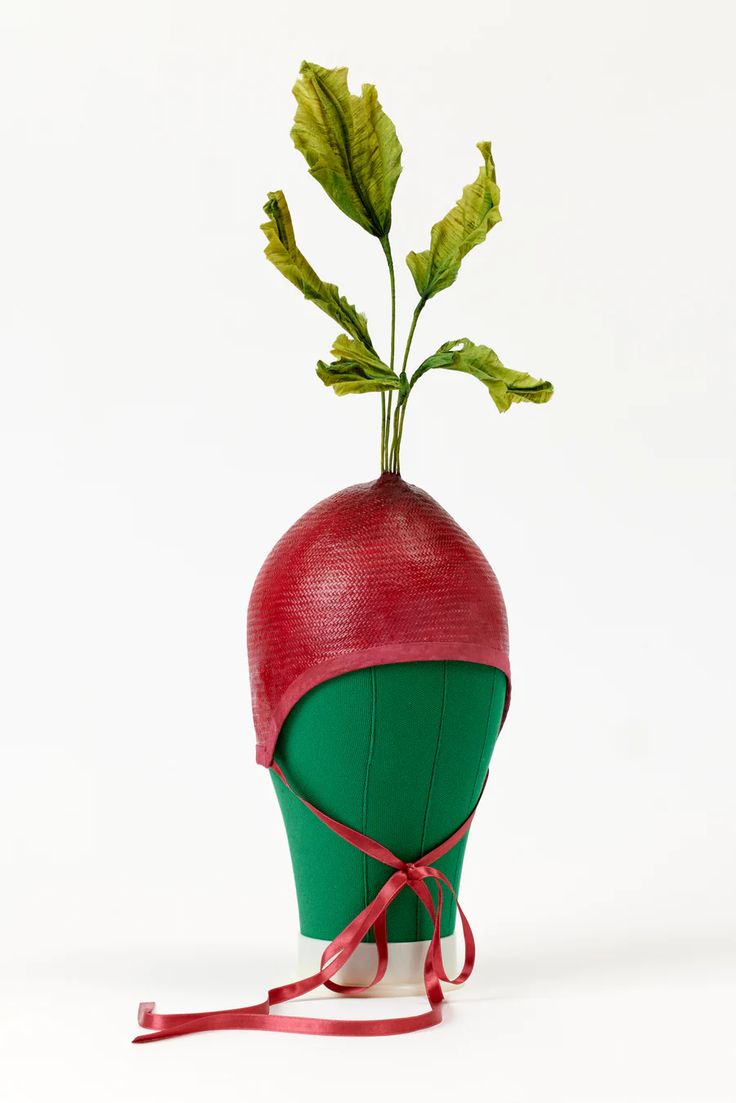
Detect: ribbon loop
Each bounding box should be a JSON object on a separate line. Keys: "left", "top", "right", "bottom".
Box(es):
{"left": 133, "top": 766, "right": 488, "bottom": 1042}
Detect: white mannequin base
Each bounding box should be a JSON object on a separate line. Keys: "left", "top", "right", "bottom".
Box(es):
{"left": 298, "top": 932, "right": 461, "bottom": 997}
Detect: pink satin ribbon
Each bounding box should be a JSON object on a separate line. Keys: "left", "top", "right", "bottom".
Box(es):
{"left": 133, "top": 764, "right": 488, "bottom": 1042}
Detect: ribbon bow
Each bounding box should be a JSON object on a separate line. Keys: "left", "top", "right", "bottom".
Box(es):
{"left": 133, "top": 763, "right": 487, "bottom": 1041}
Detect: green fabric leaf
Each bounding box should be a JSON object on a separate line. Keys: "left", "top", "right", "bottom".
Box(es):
{"left": 317, "top": 333, "right": 400, "bottom": 396}
{"left": 291, "top": 61, "right": 402, "bottom": 238}
{"left": 412, "top": 339, "right": 553, "bottom": 412}
{"left": 261, "top": 190, "right": 373, "bottom": 347}
{"left": 406, "top": 142, "right": 501, "bottom": 301}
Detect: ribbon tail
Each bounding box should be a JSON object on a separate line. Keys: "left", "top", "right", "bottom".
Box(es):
{"left": 133, "top": 765, "right": 488, "bottom": 1043}
{"left": 325, "top": 911, "right": 389, "bottom": 995}
{"left": 425, "top": 869, "right": 476, "bottom": 985}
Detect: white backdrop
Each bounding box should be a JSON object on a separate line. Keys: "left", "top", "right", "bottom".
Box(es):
{"left": 1, "top": 1, "right": 735, "bottom": 1100}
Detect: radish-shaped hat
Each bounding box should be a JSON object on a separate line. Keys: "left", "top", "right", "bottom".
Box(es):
{"left": 133, "top": 60, "right": 553, "bottom": 1046}
{"left": 248, "top": 473, "right": 511, "bottom": 767}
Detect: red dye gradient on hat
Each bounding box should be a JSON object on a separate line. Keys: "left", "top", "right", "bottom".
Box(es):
{"left": 248, "top": 473, "right": 511, "bottom": 766}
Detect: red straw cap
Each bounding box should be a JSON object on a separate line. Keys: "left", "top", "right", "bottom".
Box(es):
{"left": 248, "top": 474, "right": 511, "bottom": 766}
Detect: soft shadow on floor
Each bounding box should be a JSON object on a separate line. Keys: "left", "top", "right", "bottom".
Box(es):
{"left": 12, "top": 926, "right": 736, "bottom": 1009}
{"left": 461, "top": 927, "right": 736, "bottom": 1000}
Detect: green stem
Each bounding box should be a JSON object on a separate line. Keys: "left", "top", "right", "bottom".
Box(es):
{"left": 389, "top": 297, "right": 427, "bottom": 474}
{"left": 395, "top": 401, "right": 408, "bottom": 468}
{"left": 390, "top": 400, "right": 402, "bottom": 473}
{"left": 381, "top": 237, "right": 397, "bottom": 372}
{"left": 380, "top": 236, "right": 397, "bottom": 472}
{"left": 380, "top": 392, "right": 387, "bottom": 470}
{"left": 401, "top": 298, "right": 425, "bottom": 376}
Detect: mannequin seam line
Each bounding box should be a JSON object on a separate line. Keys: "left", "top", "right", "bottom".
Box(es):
{"left": 470, "top": 670, "right": 500, "bottom": 805}
{"left": 361, "top": 667, "right": 378, "bottom": 917}
{"left": 445, "top": 670, "right": 502, "bottom": 927}
{"left": 416, "top": 661, "right": 447, "bottom": 940}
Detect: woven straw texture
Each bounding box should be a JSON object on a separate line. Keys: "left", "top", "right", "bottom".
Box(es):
{"left": 247, "top": 473, "right": 510, "bottom": 765}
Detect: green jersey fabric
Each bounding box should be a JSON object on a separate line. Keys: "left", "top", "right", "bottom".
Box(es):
{"left": 272, "top": 660, "right": 507, "bottom": 943}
